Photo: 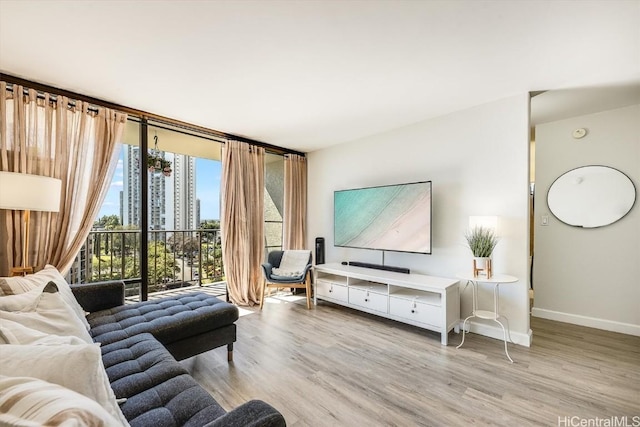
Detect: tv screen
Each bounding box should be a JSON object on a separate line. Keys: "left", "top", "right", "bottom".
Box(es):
{"left": 334, "top": 181, "right": 432, "bottom": 254}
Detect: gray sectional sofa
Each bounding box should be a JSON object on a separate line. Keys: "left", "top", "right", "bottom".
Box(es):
{"left": 0, "top": 265, "right": 284, "bottom": 426}
{"left": 71, "top": 280, "right": 286, "bottom": 427}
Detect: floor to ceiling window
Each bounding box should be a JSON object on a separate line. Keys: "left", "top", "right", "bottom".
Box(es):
{"left": 68, "top": 118, "right": 286, "bottom": 302}
{"left": 265, "top": 153, "right": 284, "bottom": 255}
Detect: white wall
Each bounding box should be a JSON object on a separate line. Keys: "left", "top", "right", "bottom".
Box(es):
{"left": 532, "top": 104, "right": 640, "bottom": 335}
{"left": 307, "top": 94, "right": 532, "bottom": 345}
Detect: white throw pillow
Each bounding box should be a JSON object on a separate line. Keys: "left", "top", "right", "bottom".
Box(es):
{"left": 0, "top": 282, "right": 92, "bottom": 343}
{"left": 0, "top": 282, "right": 42, "bottom": 312}
{"left": 0, "top": 264, "right": 90, "bottom": 330}
{"left": 0, "top": 375, "right": 125, "bottom": 427}
{"left": 0, "top": 345, "right": 129, "bottom": 426}
{"left": 0, "top": 317, "right": 87, "bottom": 345}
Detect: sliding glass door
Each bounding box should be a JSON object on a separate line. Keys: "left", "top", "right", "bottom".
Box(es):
{"left": 69, "top": 119, "right": 286, "bottom": 302}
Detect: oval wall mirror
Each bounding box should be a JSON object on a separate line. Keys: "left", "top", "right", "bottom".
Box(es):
{"left": 547, "top": 165, "right": 636, "bottom": 228}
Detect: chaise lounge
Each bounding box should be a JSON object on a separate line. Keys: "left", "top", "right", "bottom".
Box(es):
{"left": 74, "top": 281, "right": 238, "bottom": 362}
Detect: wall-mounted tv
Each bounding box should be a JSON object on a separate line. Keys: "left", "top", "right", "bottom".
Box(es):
{"left": 334, "top": 181, "right": 432, "bottom": 254}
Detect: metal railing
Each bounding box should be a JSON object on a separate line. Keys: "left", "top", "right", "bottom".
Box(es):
{"left": 68, "top": 229, "right": 224, "bottom": 298}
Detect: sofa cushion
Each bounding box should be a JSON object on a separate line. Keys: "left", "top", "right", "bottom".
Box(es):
{"left": 100, "top": 333, "right": 226, "bottom": 427}
{"left": 87, "top": 293, "right": 238, "bottom": 347}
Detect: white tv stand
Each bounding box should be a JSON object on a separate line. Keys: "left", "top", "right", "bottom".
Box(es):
{"left": 313, "top": 263, "right": 460, "bottom": 345}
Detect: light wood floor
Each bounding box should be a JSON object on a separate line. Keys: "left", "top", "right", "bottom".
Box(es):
{"left": 181, "top": 294, "right": 640, "bottom": 427}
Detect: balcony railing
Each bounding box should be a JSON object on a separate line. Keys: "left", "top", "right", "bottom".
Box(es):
{"left": 67, "top": 229, "right": 225, "bottom": 298}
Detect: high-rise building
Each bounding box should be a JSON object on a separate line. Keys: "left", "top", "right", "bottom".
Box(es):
{"left": 196, "top": 199, "right": 201, "bottom": 228}
{"left": 66, "top": 234, "right": 93, "bottom": 284}
{"left": 119, "top": 190, "right": 124, "bottom": 225}
{"left": 172, "top": 154, "right": 197, "bottom": 230}
{"left": 122, "top": 145, "right": 141, "bottom": 227}
{"left": 121, "top": 147, "right": 197, "bottom": 231}
{"left": 149, "top": 157, "right": 167, "bottom": 231}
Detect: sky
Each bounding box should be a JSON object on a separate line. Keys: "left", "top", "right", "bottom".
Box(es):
{"left": 195, "top": 158, "right": 222, "bottom": 221}
{"left": 98, "top": 147, "right": 221, "bottom": 222}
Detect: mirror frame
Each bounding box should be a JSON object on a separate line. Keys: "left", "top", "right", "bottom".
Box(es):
{"left": 547, "top": 165, "right": 637, "bottom": 228}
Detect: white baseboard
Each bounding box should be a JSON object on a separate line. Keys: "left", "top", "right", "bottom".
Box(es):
{"left": 458, "top": 320, "right": 532, "bottom": 347}
{"left": 532, "top": 308, "right": 640, "bottom": 337}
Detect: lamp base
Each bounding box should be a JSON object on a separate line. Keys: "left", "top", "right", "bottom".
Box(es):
{"left": 10, "top": 266, "right": 34, "bottom": 277}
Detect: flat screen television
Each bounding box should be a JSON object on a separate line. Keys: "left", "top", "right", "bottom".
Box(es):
{"left": 334, "top": 181, "right": 432, "bottom": 254}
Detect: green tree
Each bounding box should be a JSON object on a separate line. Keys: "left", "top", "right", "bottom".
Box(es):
{"left": 201, "top": 245, "right": 224, "bottom": 283}
{"left": 91, "top": 254, "right": 124, "bottom": 281}
{"left": 167, "top": 234, "right": 200, "bottom": 257}
{"left": 110, "top": 225, "right": 139, "bottom": 256}
{"left": 94, "top": 214, "right": 121, "bottom": 230}
{"left": 200, "top": 219, "right": 220, "bottom": 229}
{"left": 92, "top": 240, "right": 180, "bottom": 289}
{"left": 92, "top": 216, "right": 123, "bottom": 255}
{"left": 199, "top": 220, "right": 220, "bottom": 244}
{"left": 145, "top": 242, "right": 180, "bottom": 287}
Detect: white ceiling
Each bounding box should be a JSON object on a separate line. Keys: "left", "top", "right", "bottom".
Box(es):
{"left": 1, "top": 0, "right": 639, "bottom": 153}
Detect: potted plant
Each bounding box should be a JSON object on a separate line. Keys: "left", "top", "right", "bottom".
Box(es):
{"left": 464, "top": 226, "right": 499, "bottom": 277}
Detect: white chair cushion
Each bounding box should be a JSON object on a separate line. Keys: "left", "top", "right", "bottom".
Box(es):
{"left": 272, "top": 250, "right": 310, "bottom": 277}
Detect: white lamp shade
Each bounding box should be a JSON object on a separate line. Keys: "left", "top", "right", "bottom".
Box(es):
{"left": 0, "top": 172, "right": 62, "bottom": 212}
{"left": 469, "top": 215, "right": 499, "bottom": 235}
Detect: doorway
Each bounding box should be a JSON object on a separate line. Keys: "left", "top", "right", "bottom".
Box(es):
{"left": 528, "top": 84, "right": 640, "bottom": 333}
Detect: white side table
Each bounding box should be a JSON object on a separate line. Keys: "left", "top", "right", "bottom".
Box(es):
{"left": 456, "top": 273, "right": 518, "bottom": 363}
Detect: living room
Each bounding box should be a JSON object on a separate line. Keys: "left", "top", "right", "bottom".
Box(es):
{"left": 1, "top": 1, "right": 639, "bottom": 426}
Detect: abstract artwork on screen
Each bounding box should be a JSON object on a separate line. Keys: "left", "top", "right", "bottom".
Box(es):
{"left": 334, "top": 181, "right": 431, "bottom": 254}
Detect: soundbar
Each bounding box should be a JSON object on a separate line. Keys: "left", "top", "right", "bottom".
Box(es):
{"left": 341, "top": 261, "right": 410, "bottom": 274}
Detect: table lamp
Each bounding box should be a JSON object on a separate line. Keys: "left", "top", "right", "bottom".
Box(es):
{"left": 0, "top": 172, "right": 62, "bottom": 276}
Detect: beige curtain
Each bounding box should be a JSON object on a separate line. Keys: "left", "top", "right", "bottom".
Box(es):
{"left": 220, "top": 140, "right": 265, "bottom": 306}
{"left": 283, "top": 154, "right": 307, "bottom": 250}
{"left": 0, "top": 82, "right": 127, "bottom": 276}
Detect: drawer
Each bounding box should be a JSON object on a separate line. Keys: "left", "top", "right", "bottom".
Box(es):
{"left": 389, "top": 296, "right": 441, "bottom": 327}
{"left": 348, "top": 288, "right": 388, "bottom": 313}
{"left": 316, "top": 280, "right": 348, "bottom": 302}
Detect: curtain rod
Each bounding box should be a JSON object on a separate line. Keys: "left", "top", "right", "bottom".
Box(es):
{"left": 128, "top": 117, "right": 227, "bottom": 145}
{"left": 3, "top": 82, "right": 101, "bottom": 114}
{"left": 1, "top": 86, "right": 225, "bottom": 147}
{"left": 0, "top": 73, "right": 305, "bottom": 157}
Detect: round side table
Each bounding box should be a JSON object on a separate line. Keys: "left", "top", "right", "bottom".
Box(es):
{"left": 456, "top": 273, "right": 518, "bottom": 363}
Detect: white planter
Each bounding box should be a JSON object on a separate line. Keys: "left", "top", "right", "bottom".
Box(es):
{"left": 473, "top": 257, "right": 492, "bottom": 278}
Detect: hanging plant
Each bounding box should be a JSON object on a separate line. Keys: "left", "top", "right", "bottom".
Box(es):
{"left": 148, "top": 134, "right": 172, "bottom": 177}
{"left": 147, "top": 155, "right": 172, "bottom": 176}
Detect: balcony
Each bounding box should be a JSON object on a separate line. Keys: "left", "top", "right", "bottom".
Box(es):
{"left": 68, "top": 229, "right": 227, "bottom": 301}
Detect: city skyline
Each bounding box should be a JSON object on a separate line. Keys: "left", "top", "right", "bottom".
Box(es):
{"left": 99, "top": 147, "right": 222, "bottom": 223}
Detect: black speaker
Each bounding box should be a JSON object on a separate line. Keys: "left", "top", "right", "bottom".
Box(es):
{"left": 315, "top": 237, "right": 325, "bottom": 265}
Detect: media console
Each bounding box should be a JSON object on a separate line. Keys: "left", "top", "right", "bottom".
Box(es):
{"left": 313, "top": 263, "right": 460, "bottom": 345}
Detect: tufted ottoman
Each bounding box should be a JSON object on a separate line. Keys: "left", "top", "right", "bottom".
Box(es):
{"left": 87, "top": 293, "right": 239, "bottom": 361}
